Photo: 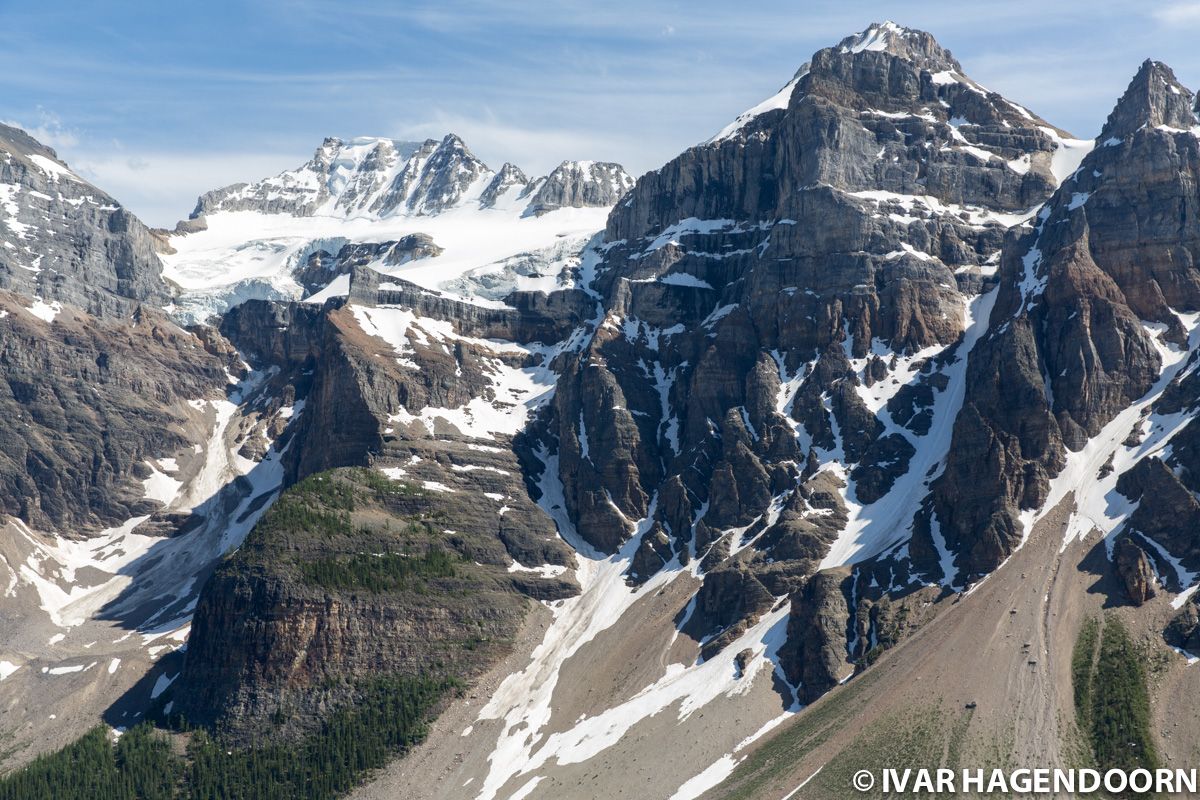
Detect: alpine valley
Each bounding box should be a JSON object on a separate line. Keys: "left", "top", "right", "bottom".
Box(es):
{"left": 3, "top": 19, "right": 1200, "bottom": 800}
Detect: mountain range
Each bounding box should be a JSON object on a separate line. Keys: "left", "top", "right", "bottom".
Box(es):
{"left": 0, "top": 19, "right": 1198, "bottom": 800}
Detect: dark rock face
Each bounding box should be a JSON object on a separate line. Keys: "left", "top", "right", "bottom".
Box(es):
{"left": 1114, "top": 537, "right": 1158, "bottom": 606}
{"left": 0, "top": 123, "right": 170, "bottom": 316}
{"left": 932, "top": 59, "right": 1200, "bottom": 579}
{"left": 525, "top": 161, "right": 635, "bottom": 216}
{"left": 1100, "top": 60, "right": 1199, "bottom": 141}
{"left": 778, "top": 569, "right": 852, "bottom": 703}
{"left": 344, "top": 264, "right": 593, "bottom": 344}
{"left": 1166, "top": 597, "right": 1200, "bottom": 656}
{"left": 174, "top": 469, "right": 541, "bottom": 743}
{"left": 542, "top": 23, "right": 1068, "bottom": 673}
{"left": 294, "top": 235, "right": 442, "bottom": 296}
{"left": 0, "top": 292, "right": 230, "bottom": 532}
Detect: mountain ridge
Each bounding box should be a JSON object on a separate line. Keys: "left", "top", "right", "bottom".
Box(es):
{"left": 3, "top": 19, "right": 1200, "bottom": 800}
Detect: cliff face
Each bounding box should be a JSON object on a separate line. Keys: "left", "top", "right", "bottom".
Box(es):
{"left": 0, "top": 292, "right": 231, "bottom": 532}
{"left": 175, "top": 274, "right": 589, "bottom": 738}
{"left": 534, "top": 21, "right": 1079, "bottom": 673}
{"left": 930, "top": 60, "right": 1200, "bottom": 579}
{"left": 0, "top": 123, "right": 170, "bottom": 316}
{"left": 173, "top": 469, "right": 546, "bottom": 743}
{"left": 0, "top": 121, "right": 220, "bottom": 536}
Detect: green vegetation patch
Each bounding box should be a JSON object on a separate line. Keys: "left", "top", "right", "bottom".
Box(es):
{"left": 0, "top": 724, "right": 175, "bottom": 800}
{"left": 1072, "top": 614, "right": 1159, "bottom": 792}
{"left": 302, "top": 548, "right": 459, "bottom": 592}
{"left": 252, "top": 469, "right": 430, "bottom": 542}
{"left": 0, "top": 675, "right": 453, "bottom": 800}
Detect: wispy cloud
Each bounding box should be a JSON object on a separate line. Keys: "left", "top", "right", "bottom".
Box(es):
{"left": 391, "top": 111, "right": 653, "bottom": 177}
{"left": 2, "top": 108, "right": 79, "bottom": 150}
{"left": 1152, "top": 3, "right": 1200, "bottom": 25}
{"left": 69, "top": 149, "right": 299, "bottom": 227}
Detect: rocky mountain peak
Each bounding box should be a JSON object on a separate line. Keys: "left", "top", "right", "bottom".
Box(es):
{"left": 832, "top": 20, "right": 961, "bottom": 72}
{"left": 524, "top": 160, "right": 634, "bottom": 216}
{"left": 710, "top": 21, "right": 1061, "bottom": 148}
{"left": 1100, "top": 58, "right": 1198, "bottom": 140}
{"left": 480, "top": 161, "right": 529, "bottom": 207}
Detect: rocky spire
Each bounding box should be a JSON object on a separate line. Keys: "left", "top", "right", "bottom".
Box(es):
{"left": 480, "top": 161, "right": 529, "bottom": 207}
{"left": 1100, "top": 59, "right": 1198, "bottom": 140}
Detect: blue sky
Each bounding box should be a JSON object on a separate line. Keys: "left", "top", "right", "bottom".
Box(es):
{"left": 3, "top": 1, "right": 1200, "bottom": 226}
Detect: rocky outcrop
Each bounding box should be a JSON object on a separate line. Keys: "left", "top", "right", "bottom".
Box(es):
{"left": 173, "top": 468, "right": 545, "bottom": 743}
{"left": 221, "top": 290, "right": 579, "bottom": 571}
{"left": 778, "top": 569, "right": 853, "bottom": 703}
{"left": 179, "top": 269, "right": 591, "bottom": 739}
{"left": 1114, "top": 537, "right": 1158, "bottom": 606}
{"left": 481, "top": 162, "right": 529, "bottom": 207}
{"left": 294, "top": 235, "right": 442, "bottom": 296}
{"left": 1166, "top": 597, "right": 1200, "bottom": 657}
{"left": 393, "top": 134, "right": 492, "bottom": 215}
{"left": 0, "top": 123, "right": 170, "bottom": 316}
{"left": 524, "top": 161, "right": 635, "bottom": 216}
{"left": 346, "top": 265, "right": 593, "bottom": 344}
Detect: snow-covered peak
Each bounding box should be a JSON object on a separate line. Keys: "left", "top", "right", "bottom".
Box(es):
{"left": 709, "top": 21, "right": 968, "bottom": 144}
{"left": 839, "top": 20, "right": 908, "bottom": 54}
{"left": 162, "top": 136, "right": 637, "bottom": 322}
{"left": 186, "top": 133, "right": 633, "bottom": 225}
{"left": 833, "top": 20, "right": 960, "bottom": 70}
{"left": 189, "top": 132, "right": 492, "bottom": 220}
{"left": 524, "top": 160, "right": 635, "bottom": 216}
{"left": 481, "top": 162, "right": 530, "bottom": 208}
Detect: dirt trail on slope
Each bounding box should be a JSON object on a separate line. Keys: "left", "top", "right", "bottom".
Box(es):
{"left": 712, "top": 497, "right": 1104, "bottom": 800}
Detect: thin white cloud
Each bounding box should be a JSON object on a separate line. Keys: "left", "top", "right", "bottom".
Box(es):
{"left": 390, "top": 111, "right": 656, "bottom": 178}
{"left": 67, "top": 149, "right": 299, "bottom": 228}
{"left": 1153, "top": 3, "right": 1200, "bottom": 25}
{"left": 2, "top": 109, "right": 79, "bottom": 151}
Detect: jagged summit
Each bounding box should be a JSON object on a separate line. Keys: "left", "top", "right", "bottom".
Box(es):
{"left": 186, "top": 132, "right": 632, "bottom": 222}
{"left": 834, "top": 20, "right": 960, "bottom": 72}
{"left": 161, "top": 133, "right": 634, "bottom": 321}
{"left": 480, "top": 161, "right": 529, "bottom": 207}
{"left": 1100, "top": 58, "right": 1199, "bottom": 140}
{"left": 712, "top": 20, "right": 1065, "bottom": 144}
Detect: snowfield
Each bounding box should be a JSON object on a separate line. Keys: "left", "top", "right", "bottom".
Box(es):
{"left": 162, "top": 201, "right": 611, "bottom": 317}
{"left": 160, "top": 135, "right": 623, "bottom": 323}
